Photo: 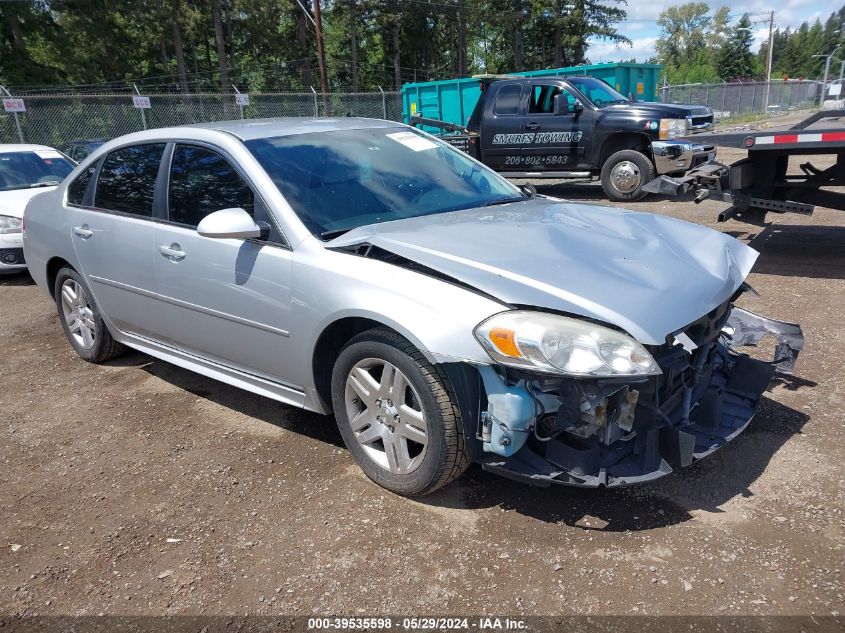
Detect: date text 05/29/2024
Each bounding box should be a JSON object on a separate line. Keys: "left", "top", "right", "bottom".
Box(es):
{"left": 307, "top": 617, "right": 528, "bottom": 630}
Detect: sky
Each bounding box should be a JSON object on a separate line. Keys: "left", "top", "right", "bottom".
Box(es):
{"left": 586, "top": 0, "right": 845, "bottom": 65}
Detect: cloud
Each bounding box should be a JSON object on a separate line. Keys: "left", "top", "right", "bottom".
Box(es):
{"left": 588, "top": 37, "right": 658, "bottom": 63}
{"left": 586, "top": 0, "right": 845, "bottom": 63}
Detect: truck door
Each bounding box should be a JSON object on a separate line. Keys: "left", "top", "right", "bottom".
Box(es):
{"left": 478, "top": 83, "right": 528, "bottom": 172}
{"left": 522, "top": 81, "right": 594, "bottom": 171}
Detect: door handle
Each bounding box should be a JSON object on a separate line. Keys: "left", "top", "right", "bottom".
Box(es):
{"left": 72, "top": 225, "right": 93, "bottom": 239}
{"left": 159, "top": 244, "right": 186, "bottom": 261}
{"left": 525, "top": 122, "right": 540, "bottom": 131}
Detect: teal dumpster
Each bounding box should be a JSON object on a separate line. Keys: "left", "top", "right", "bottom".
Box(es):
{"left": 402, "top": 62, "right": 663, "bottom": 129}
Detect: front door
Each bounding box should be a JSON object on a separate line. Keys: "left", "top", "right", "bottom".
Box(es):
{"left": 153, "top": 143, "right": 295, "bottom": 385}
{"left": 521, "top": 81, "right": 593, "bottom": 171}
{"left": 70, "top": 143, "right": 167, "bottom": 341}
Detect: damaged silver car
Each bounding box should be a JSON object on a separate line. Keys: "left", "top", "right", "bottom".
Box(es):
{"left": 22, "top": 118, "right": 803, "bottom": 495}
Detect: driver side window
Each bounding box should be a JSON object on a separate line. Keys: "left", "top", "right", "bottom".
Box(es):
{"left": 168, "top": 144, "right": 255, "bottom": 227}
{"left": 529, "top": 84, "right": 575, "bottom": 114}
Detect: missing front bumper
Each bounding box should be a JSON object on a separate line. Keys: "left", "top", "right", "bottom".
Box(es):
{"left": 477, "top": 308, "right": 804, "bottom": 489}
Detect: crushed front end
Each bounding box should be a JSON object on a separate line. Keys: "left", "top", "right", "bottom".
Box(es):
{"left": 473, "top": 301, "right": 803, "bottom": 488}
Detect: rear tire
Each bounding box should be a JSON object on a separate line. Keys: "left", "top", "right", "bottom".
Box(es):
{"left": 331, "top": 327, "right": 470, "bottom": 496}
{"left": 601, "top": 149, "right": 654, "bottom": 202}
{"left": 54, "top": 267, "right": 125, "bottom": 363}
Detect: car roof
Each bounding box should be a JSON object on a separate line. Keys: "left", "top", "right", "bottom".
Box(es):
{"left": 0, "top": 143, "right": 59, "bottom": 154}
{"left": 62, "top": 138, "right": 108, "bottom": 145}
{"left": 189, "top": 117, "right": 399, "bottom": 141}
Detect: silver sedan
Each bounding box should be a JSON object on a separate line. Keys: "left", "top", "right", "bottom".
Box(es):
{"left": 23, "top": 118, "right": 802, "bottom": 495}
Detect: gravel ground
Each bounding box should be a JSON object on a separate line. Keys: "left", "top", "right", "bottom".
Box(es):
{"left": 1, "top": 142, "right": 844, "bottom": 621}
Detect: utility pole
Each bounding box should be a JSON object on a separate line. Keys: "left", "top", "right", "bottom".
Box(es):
{"left": 312, "top": 0, "right": 330, "bottom": 115}
{"left": 764, "top": 11, "right": 774, "bottom": 112}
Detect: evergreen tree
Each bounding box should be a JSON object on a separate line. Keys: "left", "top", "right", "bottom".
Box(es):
{"left": 716, "top": 14, "right": 755, "bottom": 80}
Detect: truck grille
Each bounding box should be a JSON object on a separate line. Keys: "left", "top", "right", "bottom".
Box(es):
{"left": 688, "top": 113, "right": 714, "bottom": 131}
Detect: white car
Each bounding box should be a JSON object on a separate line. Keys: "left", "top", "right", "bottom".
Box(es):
{"left": 1, "top": 144, "right": 75, "bottom": 274}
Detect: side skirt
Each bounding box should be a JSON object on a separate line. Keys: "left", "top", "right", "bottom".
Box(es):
{"left": 115, "top": 331, "right": 308, "bottom": 410}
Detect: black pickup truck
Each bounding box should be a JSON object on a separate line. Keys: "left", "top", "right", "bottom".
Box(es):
{"left": 411, "top": 75, "right": 716, "bottom": 201}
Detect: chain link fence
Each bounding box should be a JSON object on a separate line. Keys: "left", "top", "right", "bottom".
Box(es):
{"left": 0, "top": 90, "right": 403, "bottom": 146}
{"left": 659, "top": 80, "right": 821, "bottom": 119}
{"left": 1, "top": 80, "right": 826, "bottom": 145}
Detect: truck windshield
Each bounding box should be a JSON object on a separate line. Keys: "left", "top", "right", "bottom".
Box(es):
{"left": 246, "top": 127, "right": 525, "bottom": 239}
{"left": 569, "top": 77, "right": 629, "bottom": 108}
{"left": 0, "top": 150, "right": 75, "bottom": 192}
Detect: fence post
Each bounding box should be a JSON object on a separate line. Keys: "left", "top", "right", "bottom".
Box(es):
{"left": 133, "top": 83, "right": 147, "bottom": 130}
{"left": 310, "top": 86, "right": 318, "bottom": 117}
{"left": 378, "top": 86, "right": 387, "bottom": 119}
{"left": 705, "top": 83, "right": 710, "bottom": 108}
{"left": 232, "top": 84, "right": 244, "bottom": 119}
{"left": 0, "top": 85, "right": 24, "bottom": 143}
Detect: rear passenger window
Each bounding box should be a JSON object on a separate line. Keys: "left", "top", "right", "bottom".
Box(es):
{"left": 168, "top": 144, "right": 254, "bottom": 227}
{"left": 95, "top": 144, "right": 165, "bottom": 217}
{"left": 493, "top": 85, "right": 522, "bottom": 115}
{"left": 67, "top": 165, "right": 95, "bottom": 206}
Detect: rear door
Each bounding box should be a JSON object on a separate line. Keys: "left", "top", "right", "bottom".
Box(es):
{"left": 69, "top": 143, "right": 166, "bottom": 340}
{"left": 152, "top": 142, "right": 295, "bottom": 384}
{"left": 521, "top": 80, "right": 595, "bottom": 171}
{"left": 479, "top": 82, "right": 528, "bottom": 172}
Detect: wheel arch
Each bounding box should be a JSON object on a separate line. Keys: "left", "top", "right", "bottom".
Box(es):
{"left": 46, "top": 256, "right": 75, "bottom": 297}
{"left": 311, "top": 316, "right": 421, "bottom": 413}
{"left": 599, "top": 132, "right": 654, "bottom": 165}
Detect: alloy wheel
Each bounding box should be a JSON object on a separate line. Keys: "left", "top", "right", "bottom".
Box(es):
{"left": 344, "top": 358, "right": 428, "bottom": 475}
{"left": 60, "top": 279, "right": 96, "bottom": 349}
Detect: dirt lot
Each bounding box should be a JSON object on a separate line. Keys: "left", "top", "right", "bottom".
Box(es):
{"left": 1, "top": 143, "right": 844, "bottom": 621}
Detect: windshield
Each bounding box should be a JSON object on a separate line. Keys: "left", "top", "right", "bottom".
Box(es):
{"left": 246, "top": 127, "right": 525, "bottom": 239}
{"left": 569, "top": 77, "right": 629, "bottom": 108}
{"left": 0, "top": 150, "right": 75, "bottom": 191}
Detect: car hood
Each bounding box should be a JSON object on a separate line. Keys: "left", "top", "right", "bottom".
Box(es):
{"left": 605, "top": 102, "right": 712, "bottom": 118}
{"left": 0, "top": 186, "right": 58, "bottom": 218}
{"left": 329, "top": 200, "right": 758, "bottom": 345}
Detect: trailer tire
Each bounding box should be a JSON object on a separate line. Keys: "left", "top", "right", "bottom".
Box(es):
{"left": 601, "top": 150, "right": 654, "bottom": 202}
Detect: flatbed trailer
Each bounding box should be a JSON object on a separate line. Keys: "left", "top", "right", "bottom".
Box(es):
{"left": 643, "top": 110, "right": 845, "bottom": 223}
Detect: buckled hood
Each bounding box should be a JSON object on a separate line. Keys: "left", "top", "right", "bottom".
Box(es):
{"left": 329, "top": 199, "right": 758, "bottom": 345}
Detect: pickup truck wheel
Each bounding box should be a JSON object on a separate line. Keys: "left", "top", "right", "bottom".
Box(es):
{"left": 331, "top": 327, "right": 470, "bottom": 496}
{"left": 601, "top": 150, "right": 655, "bottom": 202}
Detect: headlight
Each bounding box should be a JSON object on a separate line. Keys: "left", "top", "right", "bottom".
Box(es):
{"left": 659, "top": 118, "right": 688, "bottom": 140}
{"left": 474, "top": 311, "right": 661, "bottom": 377}
{"left": 0, "top": 214, "right": 22, "bottom": 235}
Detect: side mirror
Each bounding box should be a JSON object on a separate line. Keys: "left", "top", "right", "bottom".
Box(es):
{"left": 197, "top": 207, "right": 263, "bottom": 240}
{"left": 553, "top": 93, "right": 570, "bottom": 115}
{"left": 573, "top": 99, "right": 584, "bottom": 114}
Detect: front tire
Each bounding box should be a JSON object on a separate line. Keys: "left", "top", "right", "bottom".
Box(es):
{"left": 600, "top": 149, "right": 655, "bottom": 202}
{"left": 331, "top": 328, "right": 470, "bottom": 496}
{"left": 54, "top": 267, "right": 125, "bottom": 363}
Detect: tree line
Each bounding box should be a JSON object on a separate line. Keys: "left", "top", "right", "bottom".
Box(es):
{"left": 4, "top": 1, "right": 843, "bottom": 93}
{"left": 657, "top": 2, "right": 845, "bottom": 84}
{"left": 0, "top": 0, "right": 630, "bottom": 93}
